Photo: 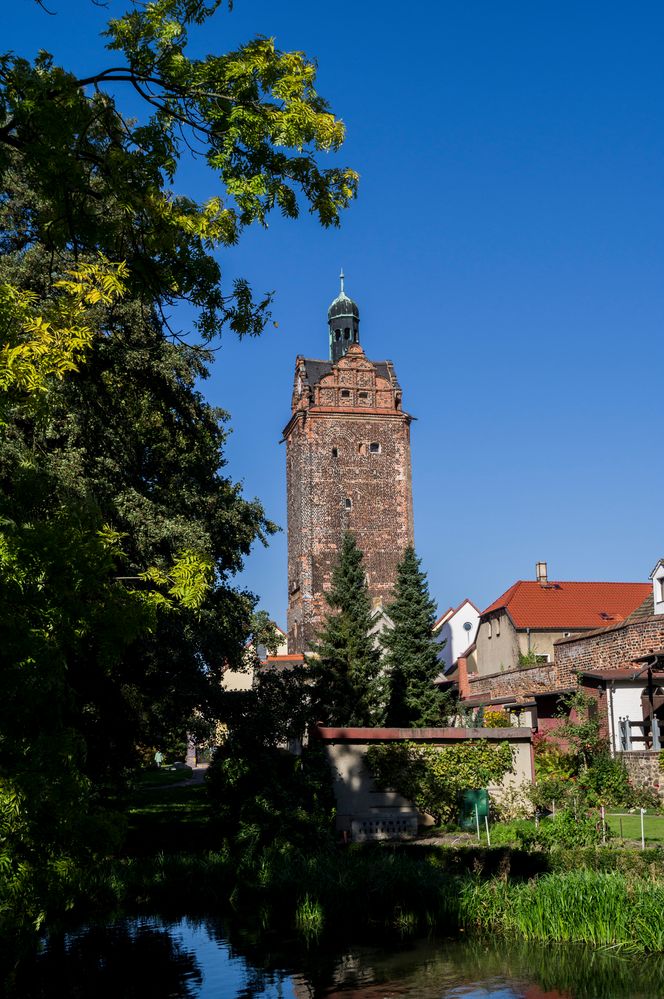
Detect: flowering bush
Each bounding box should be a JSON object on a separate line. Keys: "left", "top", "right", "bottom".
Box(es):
{"left": 483, "top": 709, "right": 511, "bottom": 728}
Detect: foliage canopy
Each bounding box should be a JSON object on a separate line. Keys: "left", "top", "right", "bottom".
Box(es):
{"left": 0, "top": 0, "right": 355, "bottom": 941}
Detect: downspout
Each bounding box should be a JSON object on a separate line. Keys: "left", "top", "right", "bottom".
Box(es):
{"left": 527, "top": 627, "right": 531, "bottom": 653}
{"left": 607, "top": 679, "right": 617, "bottom": 758}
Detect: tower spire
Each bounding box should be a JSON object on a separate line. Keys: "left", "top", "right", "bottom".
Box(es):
{"left": 327, "top": 272, "right": 360, "bottom": 363}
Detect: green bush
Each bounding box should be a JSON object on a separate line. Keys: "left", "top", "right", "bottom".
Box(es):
{"left": 520, "top": 810, "right": 608, "bottom": 849}
{"left": 627, "top": 784, "right": 661, "bottom": 811}
{"left": 206, "top": 742, "right": 336, "bottom": 858}
{"left": 576, "top": 754, "right": 631, "bottom": 806}
{"left": 366, "top": 740, "right": 514, "bottom": 824}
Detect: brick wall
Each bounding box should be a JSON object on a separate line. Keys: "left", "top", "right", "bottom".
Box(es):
{"left": 554, "top": 617, "right": 664, "bottom": 686}
{"left": 285, "top": 345, "right": 413, "bottom": 652}
{"left": 467, "top": 663, "right": 555, "bottom": 699}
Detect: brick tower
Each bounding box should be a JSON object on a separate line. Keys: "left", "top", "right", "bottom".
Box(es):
{"left": 283, "top": 274, "right": 414, "bottom": 654}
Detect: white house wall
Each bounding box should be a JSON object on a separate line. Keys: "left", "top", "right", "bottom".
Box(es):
{"left": 610, "top": 683, "right": 646, "bottom": 751}
{"left": 436, "top": 601, "right": 479, "bottom": 669}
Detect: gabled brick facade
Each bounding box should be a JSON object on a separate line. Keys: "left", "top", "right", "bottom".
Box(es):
{"left": 284, "top": 342, "right": 413, "bottom": 653}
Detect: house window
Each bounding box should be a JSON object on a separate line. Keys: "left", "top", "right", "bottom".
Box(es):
{"left": 358, "top": 391, "right": 368, "bottom": 400}
{"left": 535, "top": 654, "right": 550, "bottom": 663}
{"left": 340, "top": 389, "right": 350, "bottom": 398}
{"left": 331, "top": 447, "right": 338, "bottom": 457}
{"left": 369, "top": 442, "right": 380, "bottom": 453}
{"left": 344, "top": 498, "right": 352, "bottom": 510}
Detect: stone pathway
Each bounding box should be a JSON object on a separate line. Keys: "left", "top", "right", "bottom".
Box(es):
{"left": 168, "top": 763, "right": 209, "bottom": 788}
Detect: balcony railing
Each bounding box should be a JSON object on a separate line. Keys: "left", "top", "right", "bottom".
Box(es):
{"left": 617, "top": 716, "right": 662, "bottom": 752}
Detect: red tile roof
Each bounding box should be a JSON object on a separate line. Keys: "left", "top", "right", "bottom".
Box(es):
{"left": 481, "top": 581, "right": 651, "bottom": 630}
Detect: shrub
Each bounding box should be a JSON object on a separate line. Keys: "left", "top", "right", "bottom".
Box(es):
{"left": 627, "top": 784, "right": 661, "bottom": 811}
{"left": 206, "top": 742, "right": 336, "bottom": 857}
{"left": 491, "top": 784, "right": 534, "bottom": 822}
{"left": 577, "top": 754, "right": 631, "bottom": 807}
{"left": 483, "top": 709, "right": 510, "bottom": 728}
{"left": 521, "top": 810, "right": 608, "bottom": 849}
{"left": 366, "top": 740, "right": 514, "bottom": 824}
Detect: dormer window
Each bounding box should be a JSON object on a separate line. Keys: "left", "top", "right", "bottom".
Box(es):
{"left": 658, "top": 576, "right": 664, "bottom": 605}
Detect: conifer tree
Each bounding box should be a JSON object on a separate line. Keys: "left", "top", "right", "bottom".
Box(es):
{"left": 382, "top": 547, "right": 447, "bottom": 727}
{"left": 310, "top": 533, "right": 383, "bottom": 726}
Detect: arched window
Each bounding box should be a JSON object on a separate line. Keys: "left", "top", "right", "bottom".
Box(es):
{"left": 344, "top": 328, "right": 350, "bottom": 340}
{"left": 335, "top": 329, "right": 341, "bottom": 341}
{"left": 344, "top": 498, "right": 352, "bottom": 510}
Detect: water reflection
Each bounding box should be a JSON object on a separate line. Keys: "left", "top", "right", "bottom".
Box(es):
{"left": 15, "top": 917, "right": 664, "bottom": 999}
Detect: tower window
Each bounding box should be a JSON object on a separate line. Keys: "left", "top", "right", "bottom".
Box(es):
{"left": 344, "top": 498, "right": 352, "bottom": 510}
{"left": 369, "top": 442, "right": 380, "bottom": 453}
{"left": 344, "top": 328, "right": 350, "bottom": 339}
{"left": 340, "top": 389, "right": 350, "bottom": 398}
{"left": 335, "top": 329, "right": 341, "bottom": 341}
{"left": 331, "top": 447, "right": 338, "bottom": 457}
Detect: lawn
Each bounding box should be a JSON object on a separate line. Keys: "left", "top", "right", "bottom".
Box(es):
{"left": 133, "top": 765, "right": 193, "bottom": 789}
{"left": 124, "top": 779, "right": 221, "bottom": 855}
{"left": 606, "top": 811, "right": 664, "bottom": 845}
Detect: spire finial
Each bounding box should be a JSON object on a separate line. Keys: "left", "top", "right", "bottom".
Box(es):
{"left": 339, "top": 268, "right": 345, "bottom": 295}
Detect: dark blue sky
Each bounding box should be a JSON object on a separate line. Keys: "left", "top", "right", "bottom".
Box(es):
{"left": 6, "top": 1, "right": 664, "bottom": 623}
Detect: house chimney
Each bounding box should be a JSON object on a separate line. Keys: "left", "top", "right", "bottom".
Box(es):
{"left": 536, "top": 561, "right": 548, "bottom": 585}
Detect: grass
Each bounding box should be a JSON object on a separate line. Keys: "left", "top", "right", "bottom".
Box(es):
{"left": 124, "top": 781, "right": 219, "bottom": 855}
{"left": 461, "top": 869, "right": 664, "bottom": 952}
{"left": 605, "top": 811, "right": 664, "bottom": 845}
{"left": 133, "top": 766, "right": 193, "bottom": 789}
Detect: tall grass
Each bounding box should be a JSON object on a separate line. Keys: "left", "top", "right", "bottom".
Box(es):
{"left": 7, "top": 845, "right": 664, "bottom": 967}
{"left": 460, "top": 869, "right": 664, "bottom": 952}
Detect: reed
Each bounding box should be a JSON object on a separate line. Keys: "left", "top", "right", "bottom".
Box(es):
{"left": 460, "top": 869, "right": 664, "bottom": 952}
{"left": 294, "top": 895, "right": 324, "bottom": 938}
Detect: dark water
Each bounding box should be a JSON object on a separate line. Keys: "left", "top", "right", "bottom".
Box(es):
{"left": 15, "top": 917, "right": 664, "bottom": 999}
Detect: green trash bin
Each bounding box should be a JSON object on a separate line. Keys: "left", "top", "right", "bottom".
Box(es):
{"left": 458, "top": 788, "right": 489, "bottom": 831}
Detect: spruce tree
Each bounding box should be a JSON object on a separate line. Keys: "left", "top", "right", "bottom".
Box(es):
{"left": 310, "top": 533, "right": 383, "bottom": 726}
{"left": 382, "top": 547, "right": 447, "bottom": 727}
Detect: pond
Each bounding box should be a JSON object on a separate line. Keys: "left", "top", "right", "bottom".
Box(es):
{"left": 14, "top": 916, "right": 664, "bottom": 998}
